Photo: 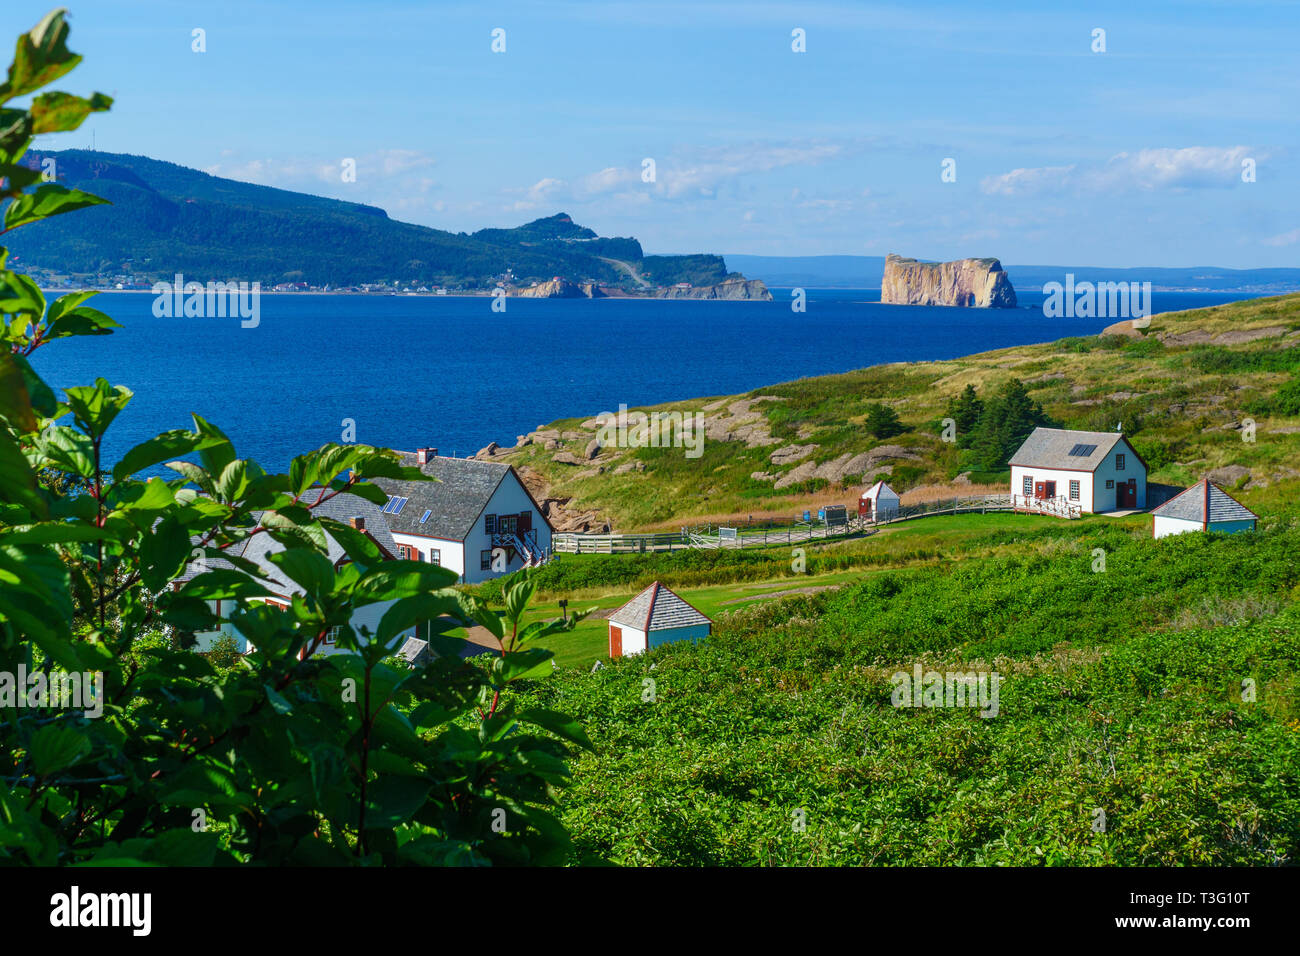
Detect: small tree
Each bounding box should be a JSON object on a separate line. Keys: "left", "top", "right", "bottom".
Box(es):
{"left": 864, "top": 402, "right": 906, "bottom": 440}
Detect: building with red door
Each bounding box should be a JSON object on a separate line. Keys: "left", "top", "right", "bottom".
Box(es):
{"left": 607, "top": 582, "right": 711, "bottom": 658}
{"left": 1009, "top": 427, "right": 1147, "bottom": 515}
{"left": 373, "top": 450, "right": 554, "bottom": 584}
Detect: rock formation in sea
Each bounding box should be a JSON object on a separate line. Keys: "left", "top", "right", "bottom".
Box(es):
{"left": 657, "top": 276, "right": 773, "bottom": 301}
{"left": 880, "top": 254, "right": 1017, "bottom": 308}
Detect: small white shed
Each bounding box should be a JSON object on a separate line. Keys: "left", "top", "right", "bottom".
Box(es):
{"left": 859, "top": 480, "right": 901, "bottom": 521}
{"left": 608, "top": 581, "right": 711, "bottom": 658}
{"left": 1152, "top": 479, "right": 1258, "bottom": 539}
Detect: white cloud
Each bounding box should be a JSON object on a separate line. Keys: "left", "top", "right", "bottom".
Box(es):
{"left": 982, "top": 147, "right": 1261, "bottom": 196}
{"left": 1262, "top": 227, "right": 1300, "bottom": 247}
{"left": 980, "top": 164, "right": 1076, "bottom": 197}
{"left": 204, "top": 149, "right": 437, "bottom": 190}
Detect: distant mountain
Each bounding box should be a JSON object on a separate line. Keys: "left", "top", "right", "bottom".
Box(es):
{"left": 726, "top": 254, "right": 1300, "bottom": 294}
{"left": 4, "top": 150, "right": 729, "bottom": 290}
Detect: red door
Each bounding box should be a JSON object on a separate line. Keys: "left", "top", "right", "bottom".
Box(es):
{"left": 609, "top": 625, "right": 622, "bottom": 659}
{"left": 1034, "top": 481, "right": 1046, "bottom": 499}
{"left": 1118, "top": 479, "right": 1136, "bottom": 508}
{"left": 1045, "top": 480, "right": 1056, "bottom": 499}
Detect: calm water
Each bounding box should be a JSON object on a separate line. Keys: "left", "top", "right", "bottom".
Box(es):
{"left": 30, "top": 288, "right": 1259, "bottom": 471}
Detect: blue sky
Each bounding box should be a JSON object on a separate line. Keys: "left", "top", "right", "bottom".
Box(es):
{"left": 17, "top": 0, "right": 1300, "bottom": 267}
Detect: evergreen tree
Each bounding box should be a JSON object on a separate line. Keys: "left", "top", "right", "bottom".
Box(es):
{"left": 969, "top": 379, "right": 1058, "bottom": 470}
{"left": 864, "top": 402, "right": 907, "bottom": 439}
{"left": 945, "top": 384, "right": 983, "bottom": 449}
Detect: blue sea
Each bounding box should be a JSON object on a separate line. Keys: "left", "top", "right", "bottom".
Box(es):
{"left": 29, "top": 288, "right": 1263, "bottom": 472}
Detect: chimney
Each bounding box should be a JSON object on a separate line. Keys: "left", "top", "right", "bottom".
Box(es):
{"left": 349, "top": 516, "right": 365, "bottom": 530}
{"left": 417, "top": 447, "right": 437, "bottom": 465}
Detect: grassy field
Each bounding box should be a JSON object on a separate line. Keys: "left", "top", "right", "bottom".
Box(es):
{"left": 464, "top": 509, "right": 1153, "bottom": 669}
{"left": 506, "top": 507, "right": 1300, "bottom": 866}
{"left": 443, "top": 296, "right": 1300, "bottom": 866}
{"left": 494, "top": 293, "right": 1300, "bottom": 530}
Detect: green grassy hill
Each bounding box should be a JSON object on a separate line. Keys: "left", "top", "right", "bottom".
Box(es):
{"left": 489, "top": 495, "right": 1300, "bottom": 865}
{"left": 500, "top": 293, "right": 1300, "bottom": 529}
{"left": 450, "top": 295, "right": 1300, "bottom": 866}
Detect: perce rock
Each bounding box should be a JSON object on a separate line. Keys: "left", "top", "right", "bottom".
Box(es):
{"left": 881, "top": 254, "right": 1017, "bottom": 308}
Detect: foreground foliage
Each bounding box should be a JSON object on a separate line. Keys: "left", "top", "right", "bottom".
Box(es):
{"left": 0, "top": 11, "right": 587, "bottom": 866}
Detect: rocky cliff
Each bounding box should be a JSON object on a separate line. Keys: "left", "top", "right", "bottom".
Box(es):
{"left": 658, "top": 276, "right": 773, "bottom": 301}
{"left": 880, "top": 254, "right": 1017, "bottom": 308}
{"left": 514, "top": 278, "right": 603, "bottom": 298}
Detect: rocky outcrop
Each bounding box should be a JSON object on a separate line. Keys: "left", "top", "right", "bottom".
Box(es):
{"left": 658, "top": 277, "right": 773, "bottom": 301}
{"left": 881, "top": 254, "right": 1017, "bottom": 308}
{"left": 515, "top": 278, "right": 603, "bottom": 298}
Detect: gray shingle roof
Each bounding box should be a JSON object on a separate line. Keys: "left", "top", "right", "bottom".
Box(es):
{"left": 1009, "top": 428, "right": 1131, "bottom": 471}
{"left": 178, "top": 491, "right": 398, "bottom": 595}
{"left": 609, "top": 582, "right": 711, "bottom": 632}
{"left": 396, "top": 636, "right": 432, "bottom": 667}
{"left": 1152, "top": 480, "right": 1258, "bottom": 523}
{"left": 372, "top": 454, "right": 515, "bottom": 541}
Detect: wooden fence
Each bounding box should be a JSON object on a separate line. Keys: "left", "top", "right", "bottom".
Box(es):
{"left": 550, "top": 492, "right": 1075, "bottom": 555}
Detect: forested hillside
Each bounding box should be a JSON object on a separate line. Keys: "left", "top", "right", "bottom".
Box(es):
{"left": 6, "top": 150, "right": 728, "bottom": 289}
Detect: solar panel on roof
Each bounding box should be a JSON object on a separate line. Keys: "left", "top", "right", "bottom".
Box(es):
{"left": 382, "top": 496, "right": 397, "bottom": 513}
{"left": 420, "top": 509, "right": 431, "bottom": 524}
{"left": 1068, "top": 443, "right": 1097, "bottom": 457}
{"left": 392, "top": 497, "right": 408, "bottom": 515}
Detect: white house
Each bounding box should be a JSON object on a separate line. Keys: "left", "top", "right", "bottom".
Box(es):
{"left": 182, "top": 491, "right": 417, "bottom": 658}
{"left": 608, "top": 582, "right": 712, "bottom": 658}
{"left": 374, "top": 450, "right": 554, "bottom": 584}
{"left": 1009, "top": 427, "right": 1147, "bottom": 515}
{"left": 1152, "top": 479, "right": 1258, "bottom": 539}
{"left": 858, "top": 480, "right": 901, "bottom": 521}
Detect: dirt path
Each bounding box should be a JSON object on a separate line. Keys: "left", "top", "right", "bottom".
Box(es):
{"left": 720, "top": 584, "right": 840, "bottom": 605}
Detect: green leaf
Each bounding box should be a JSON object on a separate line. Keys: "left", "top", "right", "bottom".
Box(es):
{"left": 177, "top": 568, "right": 271, "bottom": 601}
{"left": 29, "top": 90, "right": 112, "bottom": 133}
{"left": 114, "top": 429, "right": 221, "bottom": 481}
{"left": 518, "top": 708, "right": 594, "bottom": 750}
{"left": 363, "top": 775, "right": 432, "bottom": 829}
{"left": 62, "top": 377, "right": 131, "bottom": 439}
{"left": 0, "top": 351, "right": 36, "bottom": 431}
{"left": 375, "top": 591, "right": 466, "bottom": 645}
{"left": 11, "top": 353, "right": 55, "bottom": 418}
{"left": 45, "top": 305, "right": 120, "bottom": 340}
{"left": 494, "top": 648, "right": 554, "bottom": 683}
{"left": 266, "top": 549, "right": 335, "bottom": 598}
{"left": 0, "top": 9, "right": 82, "bottom": 103}
{"left": 4, "top": 183, "right": 108, "bottom": 232}
{"left": 29, "top": 723, "right": 91, "bottom": 776}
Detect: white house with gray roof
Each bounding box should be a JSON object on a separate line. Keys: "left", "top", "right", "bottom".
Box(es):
{"left": 1152, "top": 479, "right": 1258, "bottom": 539}
{"left": 182, "top": 491, "right": 412, "bottom": 657}
{"left": 607, "top": 581, "right": 711, "bottom": 658}
{"left": 373, "top": 449, "right": 553, "bottom": 584}
{"left": 1009, "top": 427, "right": 1147, "bottom": 515}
